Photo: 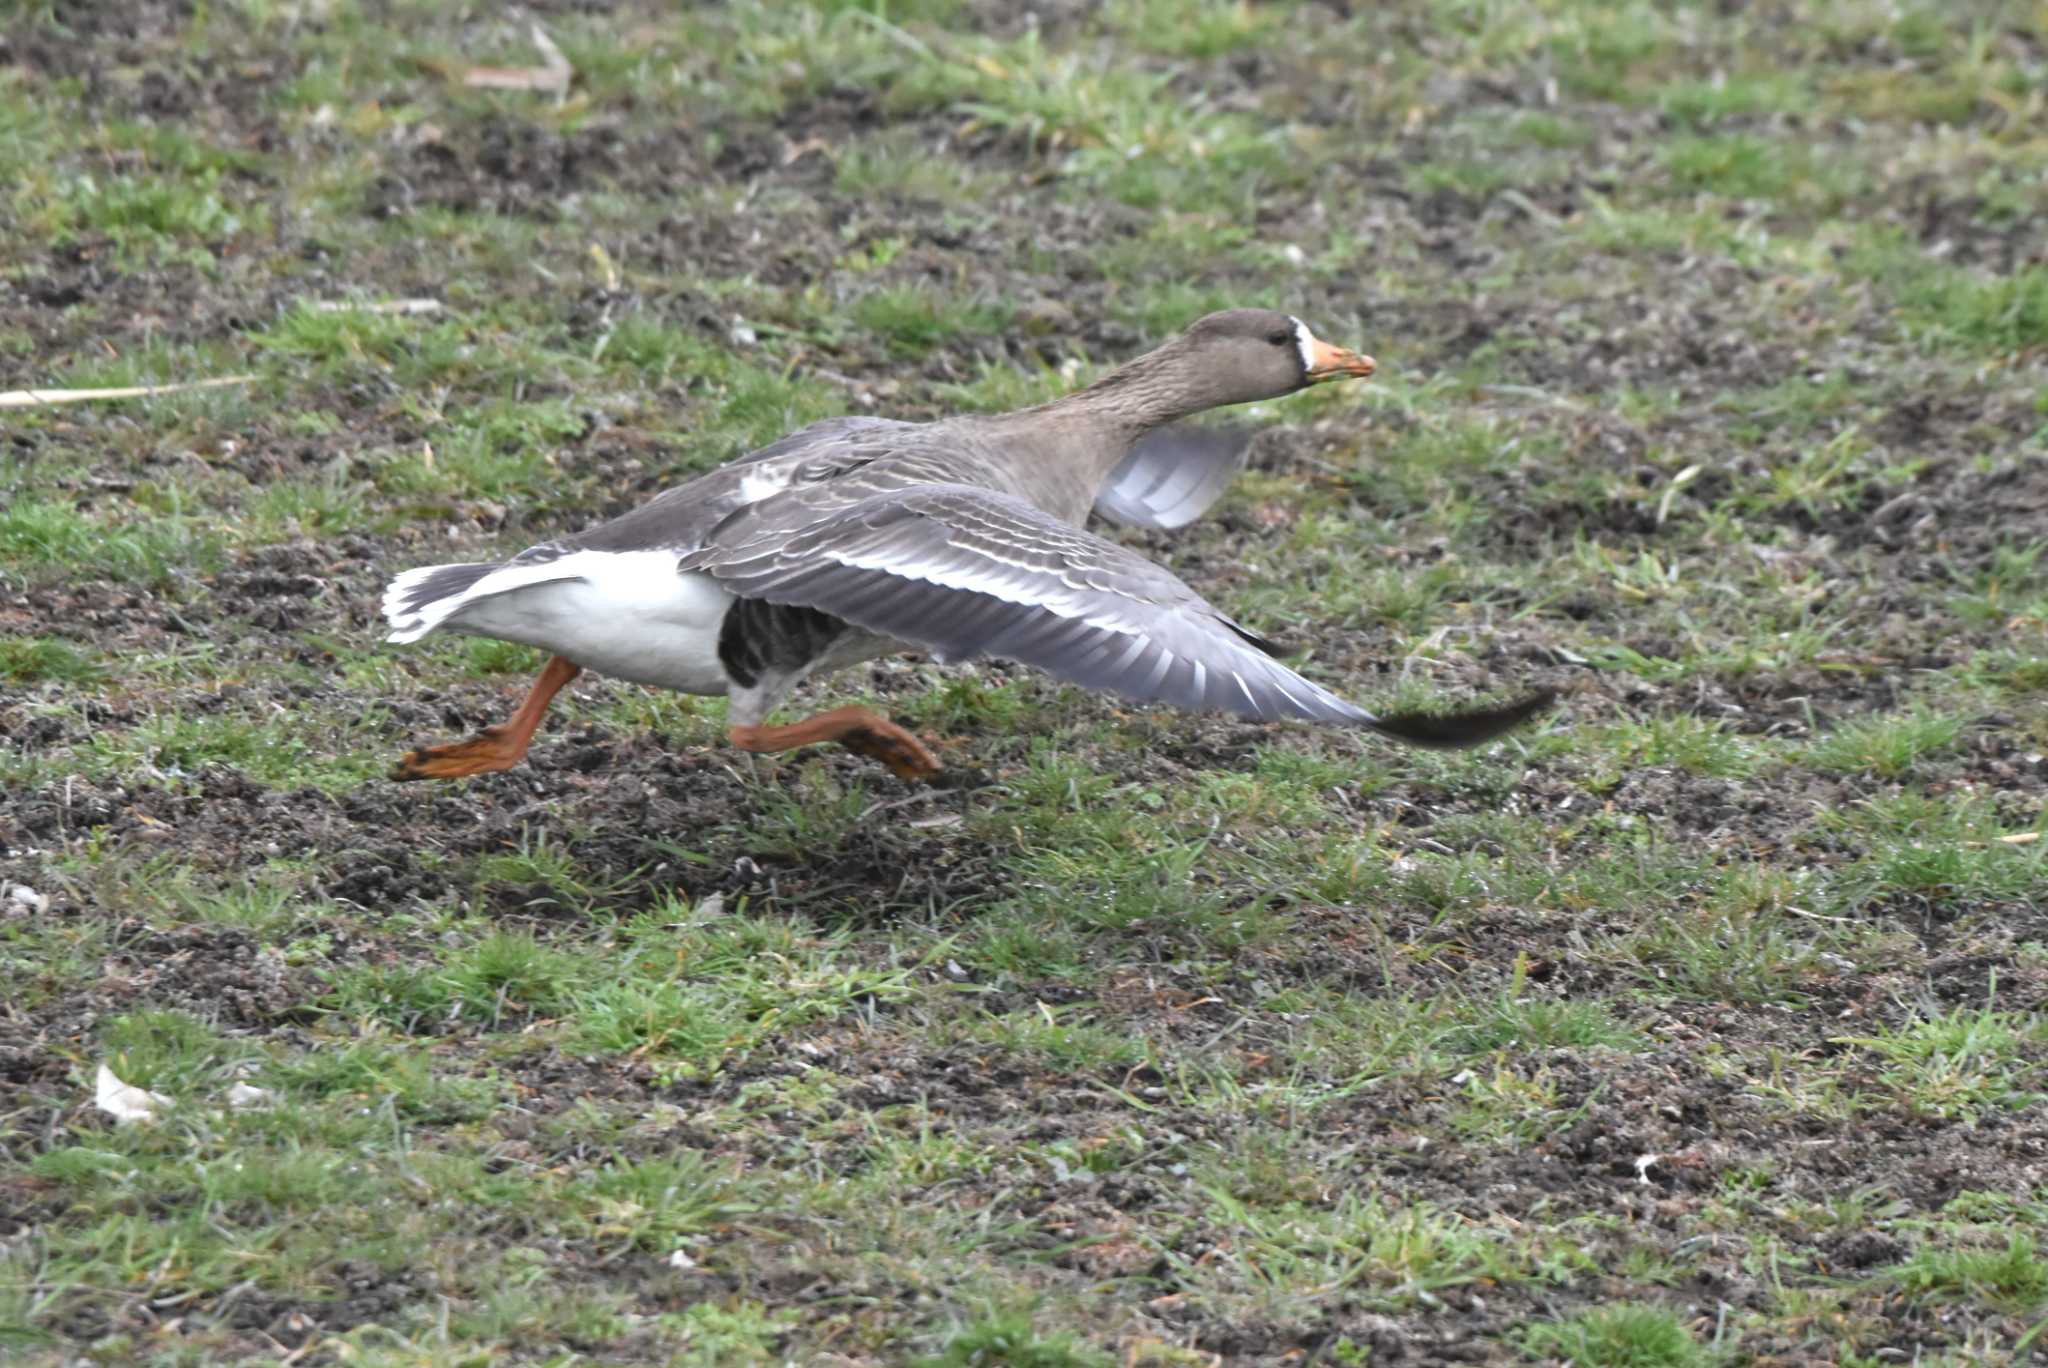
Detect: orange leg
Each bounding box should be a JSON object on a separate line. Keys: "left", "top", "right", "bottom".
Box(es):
{"left": 729, "top": 705, "right": 943, "bottom": 782}
{"left": 392, "top": 655, "right": 582, "bottom": 781}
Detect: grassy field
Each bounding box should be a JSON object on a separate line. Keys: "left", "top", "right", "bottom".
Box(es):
{"left": 4, "top": 0, "right": 2048, "bottom": 1362}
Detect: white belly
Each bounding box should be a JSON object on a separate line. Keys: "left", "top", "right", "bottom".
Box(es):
{"left": 452, "top": 552, "right": 736, "bottom": 695}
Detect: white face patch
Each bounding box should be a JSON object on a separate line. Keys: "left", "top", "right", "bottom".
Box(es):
{"left": 1289, "top": 316, "right": 1317, "bottom": 377}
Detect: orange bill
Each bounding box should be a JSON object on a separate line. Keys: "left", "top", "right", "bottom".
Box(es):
{"left": 1305, "top": 335, "right": 1376, "bottom": 383}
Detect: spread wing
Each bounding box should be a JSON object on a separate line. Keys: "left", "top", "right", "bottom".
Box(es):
{"left": 679, "top": 482, "right": 1551, "bottom": 747}
{"left": 1093, "top": 424, "right": 1252, "bottom": 530}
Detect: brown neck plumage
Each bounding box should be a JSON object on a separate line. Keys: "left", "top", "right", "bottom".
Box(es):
{"left": 977, "top": 334, "right": 1205, "bottom": 517}
{"left": 1045, "top": 333, "right": 1205, "bottom": 440}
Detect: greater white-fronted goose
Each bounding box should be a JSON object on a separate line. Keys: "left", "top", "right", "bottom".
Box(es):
{"left": 381, "top": 309, "right": 1551, "bottom": 781}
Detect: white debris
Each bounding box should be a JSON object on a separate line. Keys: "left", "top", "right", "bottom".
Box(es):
{"left": 311, "top": 298, "right": 444, "bottom": 315}
{"left": 95, "top": 1063, "right": 172, "bottom": 1125}
{"left": 227, "top": 1083, "right": 278, "bottom": 1110}
{"left": 5, "top": 883, "right": 47, "bottom": 914}
{"left": 667, "top": 1249, "right": 698, "bottom": 1270}
{"left": 1635, "top": 1153, "right": 1660, "bottom": 1185}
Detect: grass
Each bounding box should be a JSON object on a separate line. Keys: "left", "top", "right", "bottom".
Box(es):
{"left": 1890, "top": 1233, "right": 2048, "bottom": 1315}
{"left": 852, "top": 284, "right": 1013, "bottom": 359}
{"left": 0, "top": 497, "right": 225, "bottom": 587}
{"left": 3, "top": 0, "right": 2046, "bottom": 1363}
{"left": 0, "top": 638, "right": 106, "bottom": 685}
{"left": 1805, "top": 705, "right": 1965, "bottom": 780}
{"left": 1841, "top": 1000, "right": 2047, "bottom": 1121}
{"left": 1519, "top": 1303, "right": 1710, "bottom": 1367}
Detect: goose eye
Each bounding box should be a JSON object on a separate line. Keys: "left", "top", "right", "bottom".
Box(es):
{"left": 1266, "top": 329, "right": 1291, "bottom": 346}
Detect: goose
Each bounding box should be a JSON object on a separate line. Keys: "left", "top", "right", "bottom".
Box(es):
{"left": 381, "top": 309, "right": 1550, "bottom": 781}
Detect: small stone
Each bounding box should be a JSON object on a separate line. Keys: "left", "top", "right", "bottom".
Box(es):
{"left": 227, "top": 1083, "right": 278, "bottom": 1110}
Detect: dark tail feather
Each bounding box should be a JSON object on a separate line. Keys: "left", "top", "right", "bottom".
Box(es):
{"left": 393, "top": 562, "right": 497, "bottom": 617}
{"left": 1368, "top": 687, "right": 1557, "bottom": 750}
{"left": 382, "top": 560, "right": 505, "bottom": 643}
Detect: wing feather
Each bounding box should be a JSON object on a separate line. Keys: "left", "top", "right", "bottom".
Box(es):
{"left": 1093, "top": 424, "right": 1253, "bottom": 530}
{"left": 681, "top": 483, "right": 1365, "bottom": 724}
{"left": 679, "top": 482, "right": 1551, "bottom": 747}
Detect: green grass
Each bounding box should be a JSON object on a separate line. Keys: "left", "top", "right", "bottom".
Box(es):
{"left": 1889, "top": 1234, "right": 2048, "bottom": 1315}
{"left": 1658, "top": 72, "right": 1814, "bottom": 128}
{"left": 5, "top": 0, "right": 2048, "bottom": 1363}
{"left": 1520, "top": 1303, "right": 1710, "bottom": 1367}
{"left": 1805, "top": 705, "right": 1965, "bottom": 780}
{"left": 1847, "top": 231, "right": 2048, "bottom": 354}
{"left": 0, "top": 638, "right": 106, "bottom": 684}
{"left": 917, "top": 1312, "right": 1114, "bottom": 1368}
{"left": 852, "top": 284, "right": 1013, "bottom": 359}
{"left": 1841, "top": 1001, "right": 2047, "bottom": 1121}
{"left": 0, "top": 497, "right": 226, "bottom": 587}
